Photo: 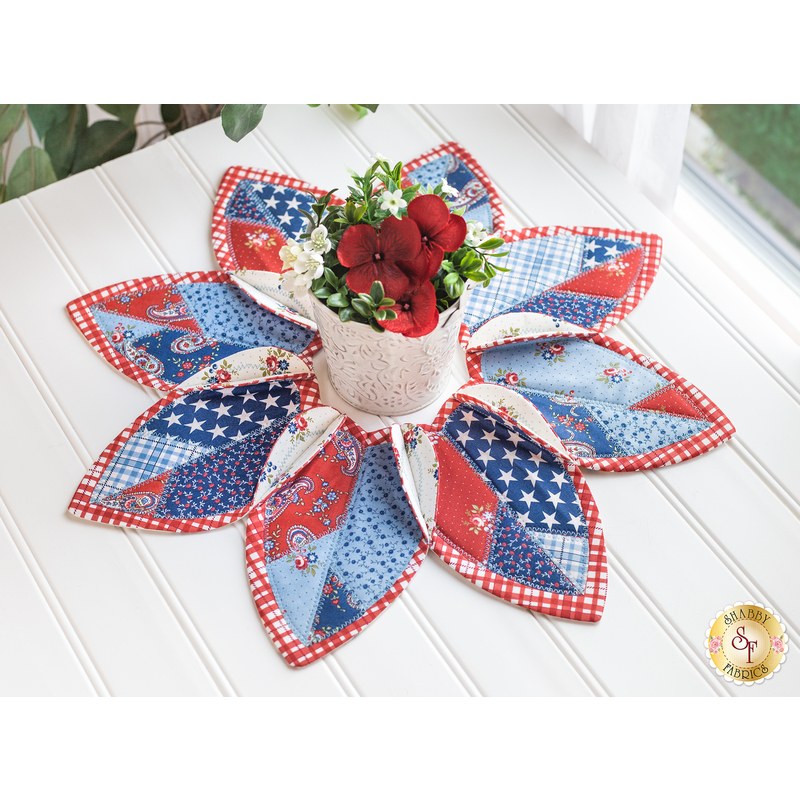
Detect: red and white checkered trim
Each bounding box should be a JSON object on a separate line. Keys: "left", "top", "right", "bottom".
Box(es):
{"left": 66, "top": 271, "right": 321, "bottom": 391}
{"left": 418, "top": 388, "right": 607, "bottom": 619}
{"left": 245, "top": 424, "right": 429, "bottom": 667}
{"left": 505, "top": 225, "right": 662, "bottom": 332}
{"left": 431, "top": 460, "right": 607, "bottom": 622}
{"left": 68, "top": 374, "right": 321, "bottom": 533}
{"left": 402, "top": 141, "right": 506, "bottom": 235}
{"left": 212, "top": 166, "right": 344, "bottom": 273}
{"left": 465, "top": 327, "right": 735, "bottom": 471}
{"left": 457, "top": 225, "right": 662, "bottom": 349}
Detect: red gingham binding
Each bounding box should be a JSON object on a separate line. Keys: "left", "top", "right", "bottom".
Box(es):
{"left": 245, "top": 420, "right": 429, "bottom": 667}
{"left": 432, "top": 463, "right": 606, "bottom": 622}
{"left": 212, "top": 166, "right": 344, "bottom": 274}
{"left": 458, "top": 225, "right": 662, "bottom": 349}
{"left": 466, "top": 328, "right": 735, "bottom": 471}
{"left": 420, "top": 391, "right": 606, "bottom": 621}
{"left": 402, "top": 141, "right": 506, "bottom": 235}
{"left": 68, "top": 374, "right": 321, "bottom": 533}
{"left": 66, "top": 271, "right": 322, "bottom": 391}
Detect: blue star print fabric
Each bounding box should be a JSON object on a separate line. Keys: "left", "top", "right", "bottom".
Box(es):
{"left": 71, "top": 378, "right": 311, "bottom": 531}
{"left": 438, "top": 403, "right": 590, "bottom": 593}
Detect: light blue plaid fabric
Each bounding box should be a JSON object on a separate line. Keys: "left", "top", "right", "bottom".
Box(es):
{"left": 92, "top": 431, "right": 210, "bottom": 503}
{"left": 536, "top": 531, "right": 589, "bottom": 592}
{"left": 464, "top": 235, "right": 585, "bottom": 330}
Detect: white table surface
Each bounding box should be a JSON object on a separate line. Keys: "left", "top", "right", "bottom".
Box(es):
{"left": 1, "top": 104, "right": 798, "bottom": 697}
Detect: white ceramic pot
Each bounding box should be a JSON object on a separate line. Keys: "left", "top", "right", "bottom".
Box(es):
{"left": 313, "top": 298, "right": 464, "bottom": 415}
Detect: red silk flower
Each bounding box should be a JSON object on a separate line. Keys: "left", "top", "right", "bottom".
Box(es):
{"left": 398, "top": 195, "right": 468, "bottom": 282}
{"left": 337, "top": 216, "right": 421, "bottom": 298}
{"left": 379, "top": 280, "right": 439, "bottom": 338}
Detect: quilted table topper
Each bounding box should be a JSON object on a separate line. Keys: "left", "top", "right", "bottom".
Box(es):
{"left": 66, "top": 140, "right": 735, "bottom": 668}
{"left": 246, "top": 381, "right": 606, "bottom": 666}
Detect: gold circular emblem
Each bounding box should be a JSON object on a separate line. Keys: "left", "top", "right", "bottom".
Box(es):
{"left": 706, "top": 603, "right": 788, "bottom": 684}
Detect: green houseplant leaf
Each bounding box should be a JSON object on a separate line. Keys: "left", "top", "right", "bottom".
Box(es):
{"left": 98, "top": 104, "right": 139, "bottom": 126}
{"left": 160, "top": 104, "right": 185, "bottom": 132}
{"left": 6, "top": 146, "right": 57, "bottom": 199}
{"left": 221, "top": 104, "right": 267, "bottom": 142}
{"left": 72, "top": 119, "right": 136, "bottom": 173}
{"left": 0, "top": 104, "right": 24, "bottom": 144}
{"left": 26, "top": 105, "right": 70, "bottom": 140}
{"left": 45, "top": 104, "right": 88, "bottom": 179}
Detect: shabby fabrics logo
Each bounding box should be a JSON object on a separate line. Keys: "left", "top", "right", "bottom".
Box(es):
{"left": 706, "top": 602, "right": 788, "bottom": 685}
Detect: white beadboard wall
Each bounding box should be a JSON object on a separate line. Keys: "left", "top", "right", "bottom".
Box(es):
{"left": 0, "top": 104, "right": 797, "bottom": 697}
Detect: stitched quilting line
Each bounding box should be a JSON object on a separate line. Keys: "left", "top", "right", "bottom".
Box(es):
{"left": 326, "top": 441, "right": 422, "bottom": 611}
{"left": 467, "top": 325, "right": 734, "bottom": 470}
{"left": 261, "top": 426, "right": 366, "bottom": 645}
{"left": 511, "top": 385, "right": 711, "bottom": 459}
{"left": 250, "top": 424, "right": 428, "bottom": 660}
{"left": 628, "top": 382, "right": 708, "bottom": 421}
{"left": 435, "top": 408, "right": 585, "bottom": 596}
{"left": 478, "top": 336, "right": 671, "bottom": 409}
{"left": 96, "top": 411, "right": 295, "bottom": 516}
{"left": 69, "top": 376, "right": 317, "bottom": 533}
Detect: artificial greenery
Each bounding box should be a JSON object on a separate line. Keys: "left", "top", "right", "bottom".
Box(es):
{"left": 285, "top": 155, "right": 508, "bottom": 333}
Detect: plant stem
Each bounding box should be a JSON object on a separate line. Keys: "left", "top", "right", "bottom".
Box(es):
{"left": 25, "top": 107, "right": 35, "bottom": 192}
{"left": 138, "top": 127, "right": 170, "bottom": 149}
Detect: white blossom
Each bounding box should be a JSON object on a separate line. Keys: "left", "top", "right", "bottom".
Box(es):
{"left": 296, "top": 249, "right": 324, "bottom": 277}
{"left": 441, "top": 177, "right": 459, "bottom": 198}
{"left": 380, "top": 189, "right": 406, "bottom": 217}
{"left": 465, "top": 220, "right": 490, "bottom": 247}
{"left": 279, "top": 239, "right": 324, "bottom": 294}
{"left": 371, "top": 152, "right": 386, "bottom": 165}
{"left": 279, "top": 239, "right": 304, "bottom": 272}
{"left": 307, "top": 225, "right": 332, "bottom": 254}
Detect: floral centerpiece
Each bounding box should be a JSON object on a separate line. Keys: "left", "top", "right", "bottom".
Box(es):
{"left": 278, "top": 154, "right": 509, "bottom": 414}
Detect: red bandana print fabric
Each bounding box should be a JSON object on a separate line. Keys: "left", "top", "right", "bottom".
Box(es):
{"left": 63, "top": 141, "right": 736, "bottom": 668}
{"left": 67, "top": 271, "right": 320, "bottom": 392}
{"left": 246, "top": 416, "right": 428, "bottom": 667}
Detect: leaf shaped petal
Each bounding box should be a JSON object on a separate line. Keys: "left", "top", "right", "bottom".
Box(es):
{"left": 69, "top": 375, "right": 321, "bottom": 532}
{"left": 66, "top": 271, "right": 320, "bottom": 391}
{"left": 467, "top": 320, "right": 735, "bottom": 470}
{"left": 402, "top": 142, "right": 505, "bottom": 235}
{"left": 423, "top": 390, "right": 607, "bottom": 621}
{"left": 212, "top": 166, "right": 343, "bottom": 317}
{"left": 459, "top": 226, "right": 662, "bottom": 344}
{"left": 246, "top": 416, "right": 428, "bottom": 667}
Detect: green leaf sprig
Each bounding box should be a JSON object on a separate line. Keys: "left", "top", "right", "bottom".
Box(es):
{"left": 279, "top": 154, "right": 511, "bottom": 330}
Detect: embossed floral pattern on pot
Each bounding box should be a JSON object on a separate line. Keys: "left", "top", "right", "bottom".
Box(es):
{"left": 313, "top": 298, "right": 464, "bottom": 415}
